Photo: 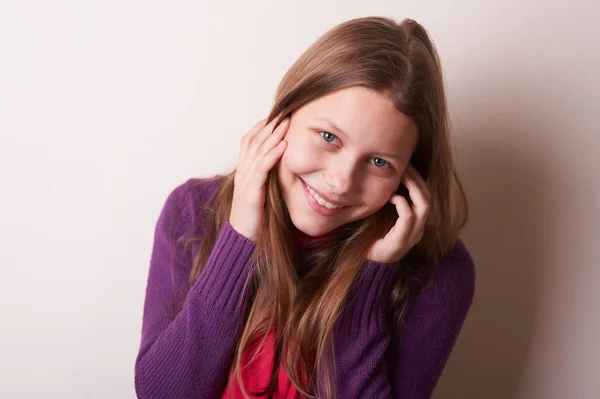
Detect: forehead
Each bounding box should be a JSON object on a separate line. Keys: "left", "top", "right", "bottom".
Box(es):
{"left": 294, "top": 86, "right": 417, "bottom": 157}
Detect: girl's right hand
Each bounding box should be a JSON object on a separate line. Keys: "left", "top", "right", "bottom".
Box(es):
{"left": 229, "top": 116, "right": 290, "bottom": 242}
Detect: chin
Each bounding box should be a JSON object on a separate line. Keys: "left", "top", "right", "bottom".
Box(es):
{"left": 289, "top": 212, "right": 331, "bottom": 237}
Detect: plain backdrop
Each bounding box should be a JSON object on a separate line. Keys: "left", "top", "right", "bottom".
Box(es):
{"left": 1, "top": 1, "right": 598, "bottom": 398}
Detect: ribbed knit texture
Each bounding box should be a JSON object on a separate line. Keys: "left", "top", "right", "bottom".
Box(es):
{"left": 135, "top": 177, "right": 476, "bottom": 399}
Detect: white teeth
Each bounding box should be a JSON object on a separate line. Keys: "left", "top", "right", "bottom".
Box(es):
{"left": 306, "top": 184, "right": 343, "bottom": 209}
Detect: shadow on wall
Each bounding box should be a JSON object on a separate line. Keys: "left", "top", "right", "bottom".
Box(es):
{"left": 431, "top": 111, "right": 554, "bottom": 398}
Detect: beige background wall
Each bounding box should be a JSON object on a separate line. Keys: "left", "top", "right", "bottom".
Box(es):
{"left": 1, "top": 1, "right": 598, "bottom": 398}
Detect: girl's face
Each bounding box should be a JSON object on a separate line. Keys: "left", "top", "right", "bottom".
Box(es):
{"left": 276, "top": 86, "right": 419, "bottom": 237}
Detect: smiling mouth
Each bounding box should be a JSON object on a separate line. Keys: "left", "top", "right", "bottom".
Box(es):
{"left": 305, "top": 185, "right": 345, "bottom": 209}
{"left": 300, "top": 179, "right": 352, "bottom": 215}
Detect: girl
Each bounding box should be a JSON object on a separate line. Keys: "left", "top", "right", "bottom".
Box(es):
{"left": 135, "top": 16, "right": 475, "bottom": 399}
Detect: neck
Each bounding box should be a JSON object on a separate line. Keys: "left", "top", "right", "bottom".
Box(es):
{"left": 290, "top": 224, "right": 338, "bottom": 279}
{"left": 290, "top": 223, "right": 335, "bottom": 248}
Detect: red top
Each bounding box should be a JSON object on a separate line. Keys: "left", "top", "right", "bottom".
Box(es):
{"left": 220, "top": 226, "right": 334, "bottom": 398}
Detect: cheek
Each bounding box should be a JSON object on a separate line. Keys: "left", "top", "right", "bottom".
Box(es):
{"left": 281, "top": 136, "right": 322, "bottom": 173}
{"left": 361, "top": 181, "right": 397, "bottom": 210}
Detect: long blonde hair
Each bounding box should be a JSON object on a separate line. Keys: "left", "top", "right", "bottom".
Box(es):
{"left": 168, "top": 16, "right": 468, "bottom": 399}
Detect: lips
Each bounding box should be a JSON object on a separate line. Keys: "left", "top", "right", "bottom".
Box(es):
{"left": 302, "top": 180, "right": 346, "bottom": 207}
{"left": 299, "top": 178, "right": 351, "bottom": 217}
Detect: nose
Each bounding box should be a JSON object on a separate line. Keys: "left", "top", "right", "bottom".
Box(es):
{"left": 323, "top": 156, "right": 356, "bottom": 196}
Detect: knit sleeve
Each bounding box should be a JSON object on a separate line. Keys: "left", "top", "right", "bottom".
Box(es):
{"left": 317, "top": 259, "right": 399, "bottom": 398}
{"left": 318, "top": 239, "right": 475, "bottom": 399}
{"left": 388, "top": 239, "right": 476, "bottom": 398}
{"left": 134, "top": 178, "right": 257, "bottom": 399}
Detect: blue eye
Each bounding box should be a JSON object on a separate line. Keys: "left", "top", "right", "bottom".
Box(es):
{"left": 371, "top": 158, "right": 389, "bottom": 168}
{"left": 319, "top": 130, "right": 390, "bottom": 169}
{"left": 319, "top": 131, "right": 337, "bottom": 143}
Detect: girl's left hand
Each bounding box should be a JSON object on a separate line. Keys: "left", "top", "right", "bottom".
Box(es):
{"left": 366, "top": 164, "right": 432, "bottom": 263}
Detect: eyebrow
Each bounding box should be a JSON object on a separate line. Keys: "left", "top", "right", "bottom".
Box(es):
{"left": 314, "top": 117, "right": 406, "bottom": 161}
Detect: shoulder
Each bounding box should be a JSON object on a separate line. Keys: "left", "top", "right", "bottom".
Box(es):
{"left": 405, "top": 239, "right": 476, "bottom": 322}
{"left": 158, "top": 176, "right": 223, "bottom": 236}
{"left": 163, "top": 176, "right": 222, "bottom": 216}
{"left": 428, "top": 239, "right": 476, "bottom": 301}
{"left": 168, "top": 175, "right": 222, "bottom": 209}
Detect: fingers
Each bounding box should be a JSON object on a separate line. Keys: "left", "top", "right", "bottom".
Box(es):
{"left": 390, "top": 164, "right": 432, "bottom": 243}
{"left": 258, "top": 117, "right": 290, "bottom": 158}
{"left": 389, "top": 195, "right": 414, "bottom": 240}
{"left": 401, "top": 167, "right": 431, "bottom": 222}
{"left": 240, "top": 113, "right": 286, "bottom": 168}
{"left": 254, "top": 139, "right": 287, "bottom": 184}
{"left": 236, "top": 113, "right": 290, "bottom": 189}
{"left": 405, "top": 164, "right": 432, "bottom": 202}
{"left": 253, "top": 113, "right": 285, "bottom": 151}
{"left": 231, "top": 113, "right": 288, "bottom": 243}
{"left": 239, "top": 118, "right": 268, "bottom": 166}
